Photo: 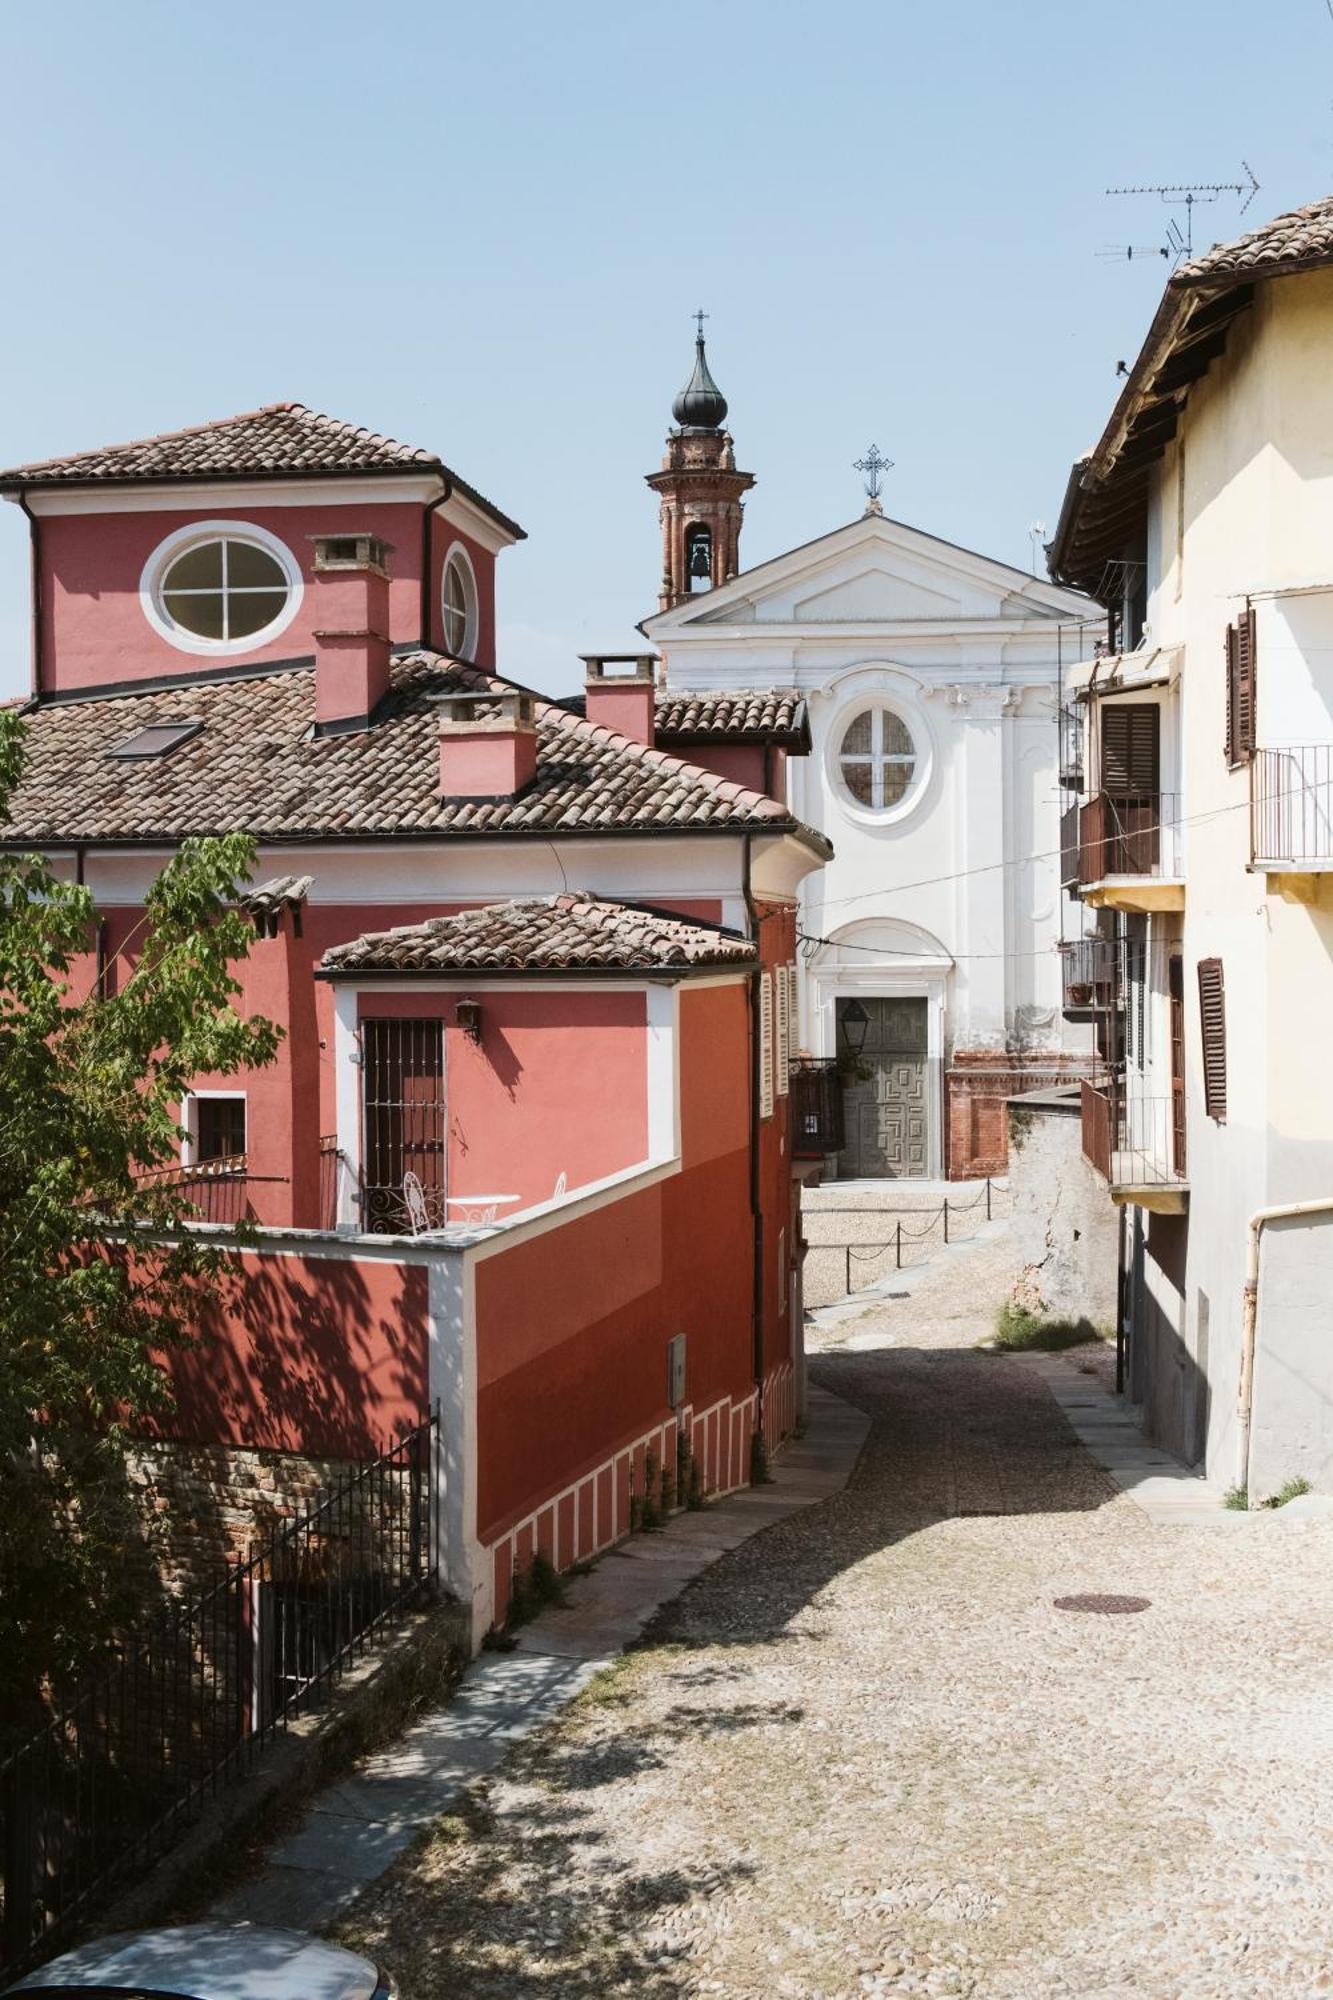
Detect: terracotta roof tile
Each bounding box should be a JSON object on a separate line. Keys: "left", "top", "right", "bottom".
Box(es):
{"left": 0, "top": 401, "right": 525, "bottom": 537}
{"left": 654, "top": 689, "right": 809, "bottom": 747}
{"left": 0, "top": 655, "right": 830, "bottom": 852}
{"left": 1180, "top": 194, "right": 1333, "bottom": 284}
{"left": 320, "top": 892, "right": 756, "bottom": 975}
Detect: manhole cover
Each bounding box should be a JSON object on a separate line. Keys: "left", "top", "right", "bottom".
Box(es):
{"left": 1054, "top": 1593, "right": 1151, "bottom": 1615}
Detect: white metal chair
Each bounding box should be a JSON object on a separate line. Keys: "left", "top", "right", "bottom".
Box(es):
{"left": 402, "top": 1171, "right": 431, "bottom": 1236}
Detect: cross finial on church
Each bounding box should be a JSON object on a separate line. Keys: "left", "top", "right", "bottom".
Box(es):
{"left": 854, "top": 443, "right": 894, "bottom": 515}
{"left": 693, "top": 308, "right": 709, "bottom": 340}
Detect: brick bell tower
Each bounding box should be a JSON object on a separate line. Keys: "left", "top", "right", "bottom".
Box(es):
{"left": 646, "top": 314, "right": 755, "bottom": 611}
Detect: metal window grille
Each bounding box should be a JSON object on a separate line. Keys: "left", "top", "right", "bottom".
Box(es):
{"left": 361, "top": 1019, "right": 446, "bottom": 1233}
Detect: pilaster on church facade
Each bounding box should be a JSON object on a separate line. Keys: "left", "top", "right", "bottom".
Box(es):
{"left": 641, "top": 337, "right": 1101, "bottom": 1178}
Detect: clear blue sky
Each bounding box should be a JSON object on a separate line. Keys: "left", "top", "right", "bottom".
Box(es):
{"left": 1, "top": 0, "right": 1329, "bottom": 700}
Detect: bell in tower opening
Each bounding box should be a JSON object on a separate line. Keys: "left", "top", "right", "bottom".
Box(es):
{"left": 645, "top": 314, "right": 755, "bottom": 612}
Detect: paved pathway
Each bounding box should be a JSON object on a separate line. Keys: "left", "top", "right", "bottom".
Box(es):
{"left": 327, "top": 1232, "right": 1333, "bottom": 1998}
{"left": 212, "top": 1385, "right": 869, "bottom": 1932}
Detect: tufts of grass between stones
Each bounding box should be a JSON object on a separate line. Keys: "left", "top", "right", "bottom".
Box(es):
{"left": 984, "top": 1302, "right": 1109, "bottom": 1353}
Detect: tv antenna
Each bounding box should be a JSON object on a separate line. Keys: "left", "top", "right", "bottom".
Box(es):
{"left": 1027, "top": 520, "right": 1047, "bottom": 577}
{"left": 1101, "top": 163, "right": 1260, "bottom": 265}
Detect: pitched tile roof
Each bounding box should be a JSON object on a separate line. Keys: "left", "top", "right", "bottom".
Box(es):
{"left": 1180, "top": 194, "right": 1333, "bottom": 284}
{"left": 557, "top": 687, "right": 811, "bottom": 749}
{"left": 320, "top": 892, "right": 756, "bottom": 976}
{"left": 1049, "top": 193, "right": 1333, "bottom": 596}
{"left": 654, "top": 689, "right": 809, "bottom": 748}
{"left": 0, "top": 401, "right": 525, "bottom": 536}
{"left": 0, "top": 654, "right": 831, "bottom": 853}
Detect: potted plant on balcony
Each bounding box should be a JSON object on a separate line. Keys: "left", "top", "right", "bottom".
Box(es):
{"left": 1067, "top": 981, "right": 1093, "bottom": 1005}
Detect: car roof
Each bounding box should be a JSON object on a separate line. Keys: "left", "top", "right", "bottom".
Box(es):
{"left": 5, "top": 1925, "right": 380, "bottom": 2000}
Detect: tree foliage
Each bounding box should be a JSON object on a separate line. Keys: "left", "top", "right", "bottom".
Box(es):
{"left": 0, "top": 708, "right": 280, "bottom": 1716}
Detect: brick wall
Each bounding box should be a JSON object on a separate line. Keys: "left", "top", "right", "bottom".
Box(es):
{"left": 126, "top": 1440, "right": 358, "bottom": 1591}
{"left": 946, "top": 1052, "right": 1094, "bottom": 1179}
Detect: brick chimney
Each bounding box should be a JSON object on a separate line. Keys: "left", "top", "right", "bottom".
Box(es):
{"left": 434, "top": 691, "right": 538, "bottom": 798}
{"left": 311, "top": 533, "right": 393, "bottom": 734}
{"left": 582, "top": 654, "right": 658, "bottom": 746}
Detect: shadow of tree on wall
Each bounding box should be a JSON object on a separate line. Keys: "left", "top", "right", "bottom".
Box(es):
{"left": 158, "top": 1249, "right": 429, "bottom": 1464}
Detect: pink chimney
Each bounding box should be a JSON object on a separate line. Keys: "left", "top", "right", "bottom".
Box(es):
{"left": 582, "top": 654, "right": 658, "bottom": 746}
{"left": 434, "top": 690, "right": 538, "bottom": 798}
{"left": 311, "top": 533, "right": 393, "bottom": 733}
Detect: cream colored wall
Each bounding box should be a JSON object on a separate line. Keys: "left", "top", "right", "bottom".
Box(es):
{"left": 1136, "top": 268, "right": 1333, "bottom": 1488}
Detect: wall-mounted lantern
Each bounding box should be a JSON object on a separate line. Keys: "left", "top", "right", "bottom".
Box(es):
{"left": 840, "top": 998, "right": 870, "bottom": 1058}
{"left": 455, "top": 998, "right": 483, "bottom": 1044}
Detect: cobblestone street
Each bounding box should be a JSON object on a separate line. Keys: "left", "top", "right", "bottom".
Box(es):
{"left": 340, "top": 1235, "right": 1333, "bottom": 1997}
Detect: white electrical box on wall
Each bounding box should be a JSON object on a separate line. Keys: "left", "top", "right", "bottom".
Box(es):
{"left": 667, "top": 1333, "right": 687, "bottom": 1409}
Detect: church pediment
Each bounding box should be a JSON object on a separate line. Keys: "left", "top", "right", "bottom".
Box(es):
{"left": 791, "top": 564, "right": 963, "bottom": 622}
{"left": 644, "top": 512, "right": 1092, "bottom": 636}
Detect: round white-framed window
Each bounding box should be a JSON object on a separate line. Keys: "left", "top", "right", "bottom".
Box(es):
{"left": 835, "top": 703, "right": 921, "bottom": 816}
{"left": 140, "top": 521, "right": 302, "bottom": 657}
{"left": 440, "top": 542, "right": 478, "bottom": 658}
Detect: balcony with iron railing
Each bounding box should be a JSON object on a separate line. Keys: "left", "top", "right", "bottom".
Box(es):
{"left": 1250, "top": 746, "right": 1333, "bottom": 870}
{"left": 1081, "top": 1074, "right": 1188, "bottom": 1211}
{"left": 1058, "top": 935, "right": 1123, "bottom": 1020}
{"left": 789, "top": 1057, "right": 845, "bottom": 1159}
{"left": 1077, "top": 792, "right": 1184, "bottom": 911}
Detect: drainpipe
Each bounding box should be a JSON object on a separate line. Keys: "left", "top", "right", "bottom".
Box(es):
{"left": 420, "top": 481, "right": 453, "bottom": 649}
{"left": 742, "top": 834, "right": 766, "bottom": 1428}
{"left": 1237, "top": 1197, "right": 1333, "bottom": 1497}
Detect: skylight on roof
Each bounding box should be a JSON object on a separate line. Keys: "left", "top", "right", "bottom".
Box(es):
{"left": 107, "top": 718, "right": 204, "bottom": 761}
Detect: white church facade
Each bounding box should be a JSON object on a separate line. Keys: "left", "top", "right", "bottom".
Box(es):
{"left": 641, "top": 334, "right": 1099, "bottom": 1180}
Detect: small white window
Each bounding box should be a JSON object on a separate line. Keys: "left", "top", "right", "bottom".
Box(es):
{"left": 440, "top": 544, "right": 478, "bottom": 658}
{"left": 141, "top": 521, "right": 301, "bottom": 658}
{"left": 838, "top": 706, "right": 918, "bottom": 813}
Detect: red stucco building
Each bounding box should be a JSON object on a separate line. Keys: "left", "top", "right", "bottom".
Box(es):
{"left": 0, "top": 401, "right": 829, "bottom": 1638}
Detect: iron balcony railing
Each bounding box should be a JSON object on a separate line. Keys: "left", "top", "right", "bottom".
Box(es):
{"left": 1059, "top": 935, "right": 1122, "bottom": 1014}
{"left": 1078, "top": 792, "right": 1182, "bottom": 888}
{"left": 789, "top": 1057, "right": 845, "bottom": 1158}
{"left": 1081, "top": 1076, "right": 1186, "bottom": 1188}
{"left": 1251, "top": 745, "right": 1333, "bottom": 866}
{"left": 130, "top": 1153, "right": 278, "bottom": 1226}
{"left": 0, "top": 1411, "right": 438, "bottom": 1977}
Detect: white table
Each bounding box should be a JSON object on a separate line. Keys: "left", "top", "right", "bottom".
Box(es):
{"left": 444, "top": 1194, "right": 521, "bottom": 1226}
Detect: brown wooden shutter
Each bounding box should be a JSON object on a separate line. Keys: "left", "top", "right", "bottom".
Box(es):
{"left": 1225, "top": 608, "right": 1256, "bottom": 766}
{"left": 1101, "top": 703, "right": 1160, "bottom": 794}
{"left": 1197, "top": 958, "right": 1227, "bottom": 1122}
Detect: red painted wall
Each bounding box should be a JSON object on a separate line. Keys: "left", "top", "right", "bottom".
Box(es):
{"left": 36, "top": 500, "right": 498, "bottom": 696}
{"left": 76, "top": 894, "right": 730, "bottom": 1231}
{"left": 663, "top": 744, "right": 788, "bottom": 803}
{"left": 359, "top": 986, "right": 649, "bottom": 1211}
{"left": 158, "top": 1248, "right": 430, "bottom": 1458}
{"left": 472, "top": 978, "right": 753, "bottom": 1545}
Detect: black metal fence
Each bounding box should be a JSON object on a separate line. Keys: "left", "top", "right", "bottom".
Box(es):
{"left": 0, "top": 1411, "right": 439, "bottom": 1977}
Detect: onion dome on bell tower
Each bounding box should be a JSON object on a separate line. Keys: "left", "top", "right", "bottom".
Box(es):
{"left": 646, "top": 313, "right": 755, "bottom": 612}
{"left": 672, "top": 329, "right": 729, "bottom": 431}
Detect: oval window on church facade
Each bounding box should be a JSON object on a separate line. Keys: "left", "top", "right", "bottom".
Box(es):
{"left": 838, "top": 706, "right": 917, "bottom": 812}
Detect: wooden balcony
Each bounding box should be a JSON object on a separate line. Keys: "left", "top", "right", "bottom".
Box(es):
{"left": 1078, "top": 792, "right": 1184, "bottom": 912}
{"left": 1251, "top": 746, "right": 1333, "bottom": 873}
{"left": 1081, "top": 1078, "right": 1188, "bottom": 1213}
